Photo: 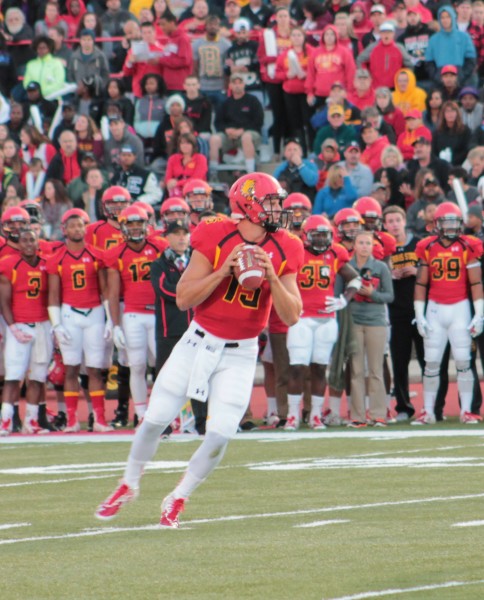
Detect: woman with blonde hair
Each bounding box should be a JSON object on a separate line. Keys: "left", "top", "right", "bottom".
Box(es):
{"left": 381, "top": 145, "right": 404, "bottom": 171}
{"left": 312, "top": 164, "right": 358, "bottom": 218}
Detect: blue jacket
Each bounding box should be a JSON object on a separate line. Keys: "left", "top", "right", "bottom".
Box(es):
{"left": 425, "top": 6, "right": 476, "bottom": 82}
{"left": 312, "top": 176, "right": 358, "bottom": 218}
{"left": 273, "top": 159, "right": 319, "bottom": 187}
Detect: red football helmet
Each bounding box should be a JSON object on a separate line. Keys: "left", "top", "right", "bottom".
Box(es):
{"left": 160, "top": 197, "right": 191, "bottom": 229}
{"left": 102, "top": 186, "right": 132, "bottom": 220}
{"left": 353, "top": 197, "right": 382, "bottom": 231}
{"left": 434, "top": 202, "right": 463, "bottom": 239}
{"left": 302, "top": 215, "right": 333, "bottom": 252}
{"left": 334, "top": 207, "right": 363, "bottom": 241}
{"left": 283, "top": 193, "right": 312, "bottom": 229}
{"left": 132, "top": 201, "right": 155, "bottom": 226}
{"left": 229, "top": 172, "right": 288, "bottom": 232}
{"left": 61, "top": 208, "right": 90, "bottom": 226}
{"left": 118, "top": 205, "right": 148, "bottom": 242}
{"left": 19, "top": 200, "right": 44, "bottom": 225}
{"left": 47, "top": 348, "right": 66, "bottom": 387}
{"left": 1, "top": 206, "right": 30, "bottom": 241}
{"left": 183, "top": 179, "right": 213, "bottom": 213}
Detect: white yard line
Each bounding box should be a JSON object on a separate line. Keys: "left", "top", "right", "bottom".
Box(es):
{"left": 325, "top": 579, "right": 484, "bottom": 600}
{"left": 452, "top": 520, "right": 484, "bottom": 528}
{"left": 295, "top": 519, "right": 350, "bottom": 528}
{"left": 0, "top": 523, "right": 30, "bottom": 531}
{"left": 2, "top": 491, "right": 484, "bottom": 546}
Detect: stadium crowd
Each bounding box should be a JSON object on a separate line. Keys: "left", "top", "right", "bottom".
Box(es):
{"left": 0, "top": 0, "right": 484, "bottom": 436}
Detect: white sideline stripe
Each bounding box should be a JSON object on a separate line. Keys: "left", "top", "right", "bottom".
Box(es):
{"left": 325, "top": 579, "right": 484, "bottom": 600}
{"left": 0, "top": 522, "right": 30, "bottom": 531}
{"left": 452, "top": 520, "right": 484, "bottom": 527}
{"left": 295, "top": 519, "right": 349, "bottom": 528}
{"left": 3, "top": 429, "right": 484, "bottom": 444}
{"left": 1, "top": 491, "right": 484, "bottom": 546}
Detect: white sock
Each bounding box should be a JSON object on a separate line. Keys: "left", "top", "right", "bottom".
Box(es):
{"left": 25, "top": 404, "right": 38, "bottom": 421}
{"left": 364, "top": 395, "right": 370, "bottom": 411}
{"left": 287, "top": 394, "right": 301, "bottom": 418}
{"left": 1, "top": 402, "right": 13, "bottom": 421}
{"left": 457, "top": 370, "right": 474, "bottom": 414}
{"left": 124, "top": 420, "right": 165, "bottom": 489}
{"left": 328, "top": 395, "right": 341, "bottom": 415}
{"left": 130, "top": 364, "right": 148, "bottom": 417}
{"left": 57, "top": 400, "right": 66, "bottom": 412}
{"left": 310, "top": 395, "right": 324, "bottom": 418}
{"left": 266, "top": 396, "right": 278, "bottom": 416}
{"left": 385, "top": 394, "right": 392, "bottom": 409}
{"left": 173, "top": 431, "right": 229, "bottom": 500}
{"left": 245, "top": 158, "right": 256, "bottom": 172}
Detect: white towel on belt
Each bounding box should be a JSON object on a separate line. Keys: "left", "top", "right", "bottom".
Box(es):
{"left": 31, "top": 323, "right": 49, "bottom": 364}
{"left": 187, "top": 334, "right": 225, "bottom": 402}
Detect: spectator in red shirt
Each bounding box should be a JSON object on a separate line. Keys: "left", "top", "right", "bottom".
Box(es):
{"left": 122, "top": 21, "right": 164, "bottom": 98}
{"left": 347, "top": 68, "right": 376, "bottom": 110}
{"left": 360, "top": 122, "right": 390, "bottom": 173}
{"left": 158, "top": 11, "right": 193, "bottom": 93}
{"left": 165, "top": 133, "right": 208, "bottom": 195}
{"left": 396, "top": 108, "right": 432, "bottom": 160}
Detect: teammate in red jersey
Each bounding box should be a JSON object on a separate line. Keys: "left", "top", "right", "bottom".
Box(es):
{"left": 19, "top": 200, "right": 64, "bottom": 257}
{"left": 353, "top": 197, "right": 397, "bottom": 259}
{"left": 0, "top": 206, "right": 30, "bottom": 260}
{"left": 333, "top": 207, "right": 385, "bottom": 260}
{"left": 105, "top": 206, "right": 167, "bottom": 421}
{"left": 85, "top": 186, "right": 131, "bottom": 251}
{"left": 285, "top": 215, "right": 360, "bottom": 431}
{"left": 183, "top": 178, "right": 213, "bottom": 229}
{"left": 413, "top": 203, "right": 484, "bottom": 425}
{"left": 0, "top": 229, "right": 53, "bottom": 436}
{"left": 96, "top": 172, "right": 304, "bottom": 527}
{"left": 283, "top": 193, "right": 312, "bottom": 234}
{"left": 158, "top": 197, "right": 191, "bottom": 234}
{"left": 47, "top": 208, "right": 113, "bottom": 433}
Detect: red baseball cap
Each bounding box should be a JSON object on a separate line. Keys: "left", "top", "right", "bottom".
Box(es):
{"left": 404, "top": 109, "right": 422, "bottom": 119}
{"left": 441, "top": 65, "right": 458, "bottom": 75}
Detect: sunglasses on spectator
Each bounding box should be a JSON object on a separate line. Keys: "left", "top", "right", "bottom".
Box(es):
{"left": 424, "top": 179, "right": 437, "bottom": 185}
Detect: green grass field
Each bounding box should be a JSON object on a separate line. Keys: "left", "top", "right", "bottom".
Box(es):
{"left": 3, "top": 427, "right": 484, "bottom": 600}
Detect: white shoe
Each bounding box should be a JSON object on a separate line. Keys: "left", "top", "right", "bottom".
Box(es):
{"left": 0, "top": 418, "right": 12, "bottom": 436}
{"left": 460, "top": 412, "right": 482, "bottom": 424}
{"left": 284, "top": 415, "right": 299, "bottom": 431}
{"left": 160, "top": 494, "right": 185, "bottom": 528}
{"left": 322, "top": 409, "right": 343, "bottom": 427}
{"left": 22, "top": 419, "right": 50, "bottom": 435}
{"left": 309, "top": 415, "right": 326, "bottom": 431}
{"left": 264, "top": 413, "right": 280, "bottom": 427}
{"left": 64, "top": 421, "right": 81, "bottom": 433}
{"left": 411, "top": 410, "right": 436, "bottom": 425}
{"left": 386, "top": 409, "right": 397, "bottom": 424}
{"left": 93, "top": 421, "right": 114, "bottom": 432}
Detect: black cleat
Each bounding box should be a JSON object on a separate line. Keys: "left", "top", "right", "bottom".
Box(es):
{"left": 111, "top": 410, "right": 128, "bottom": 429}
{"left": 88, "top": 412, "right": 94, "bottom": 432}
{"left": 12, "top": 405, "right": 22, "bottom": 433}
{"left": 54, "top": 411, "right": 67, "bottom": 430}
{"left": 37, "top": 404, "right": 57, "bottom": 431}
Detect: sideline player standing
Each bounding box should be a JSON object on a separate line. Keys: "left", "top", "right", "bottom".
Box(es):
{"left": 47, "top": 209, "right": 113, "bottom": 433}
{"left": 96, "top": 172, "right": 304, "bottom": 526}
{"left": 0, "top": 229, "right": 53, "bottom": 436}
{"left": 105, "top": 206, "right": 167, "bottom": 423}
{"left": 413, "top": 202, "right": 484, "bottom": 424}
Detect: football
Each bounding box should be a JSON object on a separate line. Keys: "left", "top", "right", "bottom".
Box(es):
{"left": 234, "top": 244, "right": 266, "bottom": 290}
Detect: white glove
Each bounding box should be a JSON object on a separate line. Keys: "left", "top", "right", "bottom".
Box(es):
{"left": 468, "top": 315, "right": 484, "bottom": 338}
{"left": 104, "top": 321, "right": 113, "bottom": 341}
{"left": 323, "top": 295, "right": 348, "bottom": 313}
{"left": 53, "top": 324, "right": 72, "bottom": 345}
{"left": 9, "top": 324, "right": 33, "bottom": 344}
{"left": 113, "top": 325, "right": 127, "bottom": 349}
{"left": 414, "top": 317, "right": 432, "bottom": 338}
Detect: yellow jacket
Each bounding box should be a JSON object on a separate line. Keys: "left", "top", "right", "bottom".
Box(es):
{"left": 128, "top": 0, "right": 153, "bottom": 17}
{"left": 392, "top": 69, "right": 427, "bottom": 115}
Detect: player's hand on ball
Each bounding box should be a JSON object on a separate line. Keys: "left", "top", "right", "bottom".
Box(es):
{"left": 415, "top": 317, "right": 432, "bottom": 338}
{"left": 468, "top": 315, "right": 483, "bottom": 338}
{"left": 9, "top": 324, "right": 33, "bottom": 344}
{"left": 53, "top": 324, "right": 72, "bottom": 345}
{"left": 113, "top": 325, "right": 127, "bottom": 349}
{"left": 251, "top": 246, "right": 276, "bottom": 283}
{"left": 323, "top": 295, "right": 347, "bottom": 313}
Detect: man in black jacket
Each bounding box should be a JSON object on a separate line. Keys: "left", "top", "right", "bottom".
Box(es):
{"left": 110, "top": 144, "right": 162, "bottom": 205}
{"left": 150, "top": 219, "right": 207, "bottom": 433}
{"left": 397, "top": 8, "right": 434, "bottom": 82}
{"left": 209, "top": 73, "right": 263, "bottom": 175}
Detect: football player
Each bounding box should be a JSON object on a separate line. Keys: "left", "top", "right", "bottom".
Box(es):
{"left": 353, "top": 197, "right": 397, "bottom": 259}
{"left": 0, "top": 206, "right": 30, "bottom": 260}
{"left": 159, "top": 197, "right": 191, "bottom": 234}
{"left": 413, "top": 202, "right": 484, "bottom": 424}
{"left": 85, "top": 186, "right": 131, "bottom": 250}
{"left": 285, "top": 215, "right": 360, "bottom": 431}
{"left": 282, "top": 193, "right": 312, "bottom": 235}
{"left": 105, "top": 206, "right": 168, "bottom": 422}
{"left": 47, "top": 208, "right": 113, "bottom": 433}
{"left": 0, "top": 228, "right": 53, "bottom": 436}
{"left": 96, "top": 173, "right": 304, "bottom": 527}
{"left": 183, "top": 178, "right": 213, "bottom": 229}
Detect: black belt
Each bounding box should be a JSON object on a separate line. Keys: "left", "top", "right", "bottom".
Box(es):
{"left": 195, "top": 329, "right": 239, "bottom": 348}
{"left": 71, "top": 307, "right": 93, "bottom": 317}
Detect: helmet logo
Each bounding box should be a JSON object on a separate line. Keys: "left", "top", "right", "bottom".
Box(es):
{"left": 241, "top": 179, "right": 256, "bottom": 199}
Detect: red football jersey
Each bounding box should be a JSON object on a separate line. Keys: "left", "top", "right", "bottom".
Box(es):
{"left": 46, "top": 244, "right": 104, "bottom": 309}
{"left": 0, "top": 242, "right": 20, "bottom": 262}
{"left": 38, "top": 239, "right": 64, "bottom": 257}
{"left": 298, "top": 243, "right": 350, "bottom": 318}
{"left": 0, "top": 255, "right": 48, "bottom": 322}
{"left": 147, "top": 232, "right": 169, "bottom": 251}
{"left": 85, "top": 220, "right": 124, "bottom": 250}
{"left": 416, "top": 235, "right": 483, "bottom": 304}
{"left": 374, "top": 231, "right": 397, "bottom": 258}
{"left": 105, "top": 240, "right": 166, "bottom": 313}
{"left": 191, "top": 218, "right": 304, "bottom": 339}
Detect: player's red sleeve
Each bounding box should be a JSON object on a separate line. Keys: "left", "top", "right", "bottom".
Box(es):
{"left": 371, "top": 242, "right": 385, "bottom": 260}
{"left": 465, "top": 235, "right": 484, "bottom": 261}
{"left": 334, "top": 243, "right": 350, "bottom": 267}
{"left": 103, "top": 246, "right": 120, "bottom": 270}
{"left": 281, "top": 233, "right": 304, "bottom": 275}
{"left": 415, "top": 238, "right": 430, "bottom": 263}
{"left": 85, "top": 224, "right": 95, "bottom": 246}
{"left": 0, "top": 257, "right": 13, "bottom": 278}
{"left": 191, "top": 219, "right": 226, "bottom": 264}
{"left": 45, "top": 247, "right": 64, "bottom": 274}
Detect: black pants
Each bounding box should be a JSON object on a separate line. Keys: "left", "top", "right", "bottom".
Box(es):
{"left": 434, "top": 342, "right": 482, "bottom": 419}
{"left": 283, "top": 92, "right": 310, "bottom": 156}
{"left": 155, "top": 335, "right": 207, "bottom": 434}
{"left": 265, "top": 82, "right": 287, "bottom": 155}
{"left": 389, "top": 316, "right": 424, "bottom": 416}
